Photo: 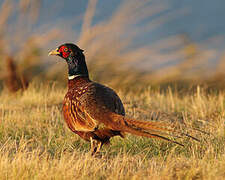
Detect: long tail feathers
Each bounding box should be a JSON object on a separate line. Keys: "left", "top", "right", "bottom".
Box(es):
{"left": 111, "top": 113, "right": 200, "bottom": 146}
{"left": 123, "top": 125, "right": 184, "bottom": 147}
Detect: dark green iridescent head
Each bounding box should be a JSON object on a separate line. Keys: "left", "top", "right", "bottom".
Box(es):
{"left": 49, "top": 43, "right": 89, "bottom": 78}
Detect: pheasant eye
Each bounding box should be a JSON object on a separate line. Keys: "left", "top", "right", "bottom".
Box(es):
{"left": 64, "top": 48, "right": 68, "bottom": 52}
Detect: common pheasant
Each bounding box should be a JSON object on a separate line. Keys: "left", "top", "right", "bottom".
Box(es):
{"left": 49, "top": 43, "right": 198, "bottom": 155}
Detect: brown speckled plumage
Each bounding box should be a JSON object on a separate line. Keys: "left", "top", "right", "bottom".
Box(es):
{"left": 63, "top": 76, "right": 125, "bottom": 146}
{"left": 63, "top": 77, "right": 125, "bottom": 149}
{"left": 49, "top": 43, "right": 199, "bottom": 155}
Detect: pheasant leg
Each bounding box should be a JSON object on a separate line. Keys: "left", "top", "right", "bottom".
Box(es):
{"left": 90, "top": 137, "right": 102, "bottom": 155}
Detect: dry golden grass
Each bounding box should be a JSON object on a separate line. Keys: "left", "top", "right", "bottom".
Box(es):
{"left": 0, "top": 82, "right": 224, "bottom": 179}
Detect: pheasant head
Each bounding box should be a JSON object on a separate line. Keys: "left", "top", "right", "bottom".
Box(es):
{"left": 49, "top": 43, "right": 89, "bottom": 79}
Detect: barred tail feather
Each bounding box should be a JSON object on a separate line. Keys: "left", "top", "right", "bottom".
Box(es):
{"left": 124, "top": 116, "right": 175, "bottom": 132}
{"left": 122, "top": 125, "right": 184, "bottom": 146}
{"left": 109, "top": 113, "right": 199, "bottom": 144}
{"left": 124, "top": 116, "right": 200, "bottom": 142}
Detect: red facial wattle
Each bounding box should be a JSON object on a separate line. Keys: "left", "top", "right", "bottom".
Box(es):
{"left": 59, "top": 46, "right": 71, "bottom": 58}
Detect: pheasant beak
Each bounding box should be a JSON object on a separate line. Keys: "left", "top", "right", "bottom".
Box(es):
{"left": 48, "top": 48, "right": 60, "bottom": 56}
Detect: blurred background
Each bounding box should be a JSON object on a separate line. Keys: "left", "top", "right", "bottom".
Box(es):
{"left": 0, "top": 0, "right": 225, "bottom": 92}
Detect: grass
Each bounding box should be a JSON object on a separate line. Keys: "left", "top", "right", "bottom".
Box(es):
{"left": 0, "top": 82, "right": 224, "bottom": 179}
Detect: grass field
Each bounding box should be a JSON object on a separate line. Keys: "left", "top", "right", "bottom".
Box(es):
{"left": 0, "top": 82, "right": 224, "bottom": 180}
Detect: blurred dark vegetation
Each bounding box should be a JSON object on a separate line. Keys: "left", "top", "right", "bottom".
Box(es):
{"left": 1, "top": 0, "right": 225, "bottom": 94}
